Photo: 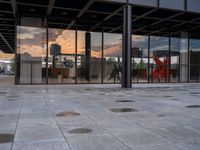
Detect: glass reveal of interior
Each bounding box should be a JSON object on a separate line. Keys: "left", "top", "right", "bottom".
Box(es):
{"left": 48, "top": 28, "right": 76, "bottom": 84}
{"left": 16, "top": 17, "right": 199, "bottom": 85}
{"left": 17, "top": 18, "right": 46, "bottom": 84}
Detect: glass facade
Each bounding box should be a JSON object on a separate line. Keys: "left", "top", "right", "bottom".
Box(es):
{"left": 132, "top": 35, "right": 148, "bottom": 83}
{"left": 170, "top": 37, "right": 181, "bottom": 83}
{"left": 16, "top": 17, "right": 46, "bottom": 84}
{"left": 190, "top": 36, "right": 200, "bottom": 82}
{"left": 48, "top": 28, "right": 76, "bottom": 84}
{"left": 150, "top": 36, "right": 169, "bottom": 83}
{"left": 103, "top": 33, "right": 122, "bottom": 83}
{"left": 16, "top": 16, "right": 200, "bottom": 85}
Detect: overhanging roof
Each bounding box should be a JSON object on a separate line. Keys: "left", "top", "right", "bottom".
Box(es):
{"left": 1, "top": 0, "right": 200, "bottom": 53}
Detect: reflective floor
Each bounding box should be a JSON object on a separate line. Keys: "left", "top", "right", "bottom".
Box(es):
{"left": 0, "top": 83, "right": 200, "bottom": 150}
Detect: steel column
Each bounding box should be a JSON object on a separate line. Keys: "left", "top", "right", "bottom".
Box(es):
{"left": 122, "top": 4, "right": 132, "bottom": 88}
{"left": 85, "top": 32, "right": 91, "bottom": 82}
{"left": 46, "top": 18, "right": 49, "bottom": 84}
{"left": 148, "top": 35, "right": 150, "bottom": 83}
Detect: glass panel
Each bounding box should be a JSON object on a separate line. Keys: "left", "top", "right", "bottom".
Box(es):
{"left": 0, "top": 52, "right": 15, "bottom": 84}
{"left": 48, "top": 28, "right": 76, "bottom": 84}
{"left": 103, "top": 33, "right": 122, "bottom": 83}
{"left": 180, "top": 32, "right": 189, "bottom": 82}
{"left": 150, "top": 36, "right": 169, "bottom": 83}
{"left": 190, "top": 37, "right": 200, "bottom": 82}
{"left": 132, "top": 35, "right": 148, "bottom": 83}
{"left": 77, "top": 30, "right": 88, "bottom": 83}
{"left": 160, "top": 0, "right": 184, "bottom": 10}
{"left": 17, "top": 17, "right": 46, "bottom": 84}
{"left": 170, "top": 37, "right": 181, "bottom": 82}
{"left": 90, "top": 32, "right": 102, "bottom": 83}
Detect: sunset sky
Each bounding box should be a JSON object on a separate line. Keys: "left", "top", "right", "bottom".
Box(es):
{"left": 0, "top": 51, "right": 14, "bottom": 60}
{"left": 13, "top": 25, "right": 200, "bottom": 61}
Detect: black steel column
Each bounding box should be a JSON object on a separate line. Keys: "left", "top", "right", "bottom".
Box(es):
{"left": 46, "top": 18, "right": 48, "bottom": 84}
{"left": 122, "top": 4, "right": 132, "bottom": 88}
{"left": 188, "top": 33, "right": 190, "bottom": 83}
{"left": 101, "top": 25, "right": 104, "bottom": 84}
{"left": 168, "top": 35, "right": 171, "bottom": 83}
{"left": 85, "top": 32, "right": 91, "bottom": 81}
{"left": 14, "top": 15, "right": 18, "bottom": 84}
{"left": 75, "top": 24, "right": 77, "bottom": 84}
{"left": 148, "top": 35, "right": 150, "bottom": 83}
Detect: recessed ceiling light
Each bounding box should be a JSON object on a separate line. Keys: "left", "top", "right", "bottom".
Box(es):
{"left": 62, "top": 12, "right": 67, "bottom": 15}
{"left": 29, "top": 8, "right": 35, "bottom": 12}
{"left": 91, "top": 15, "right": 96, "bottom": 18}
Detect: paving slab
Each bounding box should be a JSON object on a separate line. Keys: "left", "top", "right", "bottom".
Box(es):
{"left": 0, "top": 83, "right": 200, "bottom": 150}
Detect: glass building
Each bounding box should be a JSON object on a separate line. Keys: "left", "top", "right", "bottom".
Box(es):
{"left": 0, "top": 0, "right": 200, "bottom": 87}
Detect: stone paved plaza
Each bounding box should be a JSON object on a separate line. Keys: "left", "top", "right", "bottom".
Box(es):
{"left": 0, "top": 83, "right": 200, "bottom": 150}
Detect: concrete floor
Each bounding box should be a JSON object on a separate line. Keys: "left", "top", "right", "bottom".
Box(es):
{"left": 0, "top": 83, "right": 200, "bottom": 150}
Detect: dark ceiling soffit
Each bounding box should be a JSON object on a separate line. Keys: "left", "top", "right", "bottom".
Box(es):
{"left": 0, "top": 33, "right": 14, "bottom": 52}
{"left": 43, "top": 0, "right": 56, "bottom": 27}
{"left": 133, "top": 12, "right": 184, "bottom": 33}
{"left": 90, "top": 6, "right": 123, "bottom": 30}
{"left": 46, "top": 0, "right": 56, "bottom": 15}
{"left": 0, "top": 24, "right": 14, "bottom": 27}
{"left": 16, "top": 2, "right": 47, "bottom": 8}
{"left": 108, "top": 7, "right": 158, "bottom": 33}
{"left": 10, "top": 0, "right": 17, "bottom": 17}
{"left": 171, "top": 16, "right": 200, "bottom": 29}
{"left": 0, "top": 10, "right": 13, "bottom": 14}
{"left": 67, "top": 0, "right": 96, "bottom": 29}
{"left": 149, "top": 15, "right": 200, "bottom": 35}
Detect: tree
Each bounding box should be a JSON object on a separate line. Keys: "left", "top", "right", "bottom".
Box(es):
{"left": 139, "top": 59, "right": 147, "bottom": 69}
{"left": 10, "top": 57, "right": 15, "bottom": 72}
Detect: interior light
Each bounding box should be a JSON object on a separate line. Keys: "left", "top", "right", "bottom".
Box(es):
{"left": 29, "top": 8, "right": 35, "bottom": 12}
{"left": 91, "top": 15, "right": 96, "bottom": 18}
{"left": 62, "top": 12, "right": 67, "bottom": 15}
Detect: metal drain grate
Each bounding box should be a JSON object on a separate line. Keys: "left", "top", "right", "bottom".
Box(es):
{"left": 7, "top": 98, "right": 16, "bottom": 101}
{"left": 110, "top": 108, "right": 138, "bottom": 113}
{"left": 56, "top": 111, "right": 80, "bottom": 117}
{"left": 189, "top": 92, "right": 200, "bottom": 95}
{"left": 0, "top": 134, "right": 14, "bottom": 143}
{"left": 0, "top": 92, "right": 7, "bottom": 96}
{"left": 186, "top": 105, "right": 200, "bottom": 108}
{"left": 158, "top": 114, "right": 165, "bottom": 117}
{"left": 163, "top": 96, "right": 173, "bottom": 98}
{"left": 115, "top": 100, "right": 135, "bottom": 103}
{"left": 68, "top": 128, "right": 92, "bottom": 134}
{"left": 170, "top": 98, "right": 178, "bottom": 100}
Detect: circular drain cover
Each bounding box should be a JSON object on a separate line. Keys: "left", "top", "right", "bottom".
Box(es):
{"left": 158, "top": 114, "right": 165, "bottom": 117}
{"left": 26, "top": 91, "right": 38, "bottom": 93}
{"left": 56, "top": 112, "right": 80, "bottom": 117}
{"left": 189, "top": 92, "right": 200, "bottom": 95}
{"left": 0, "top": 134, "right": 14, "bottom": 143}
{"left": 0, "top": 92, "right": 7, "bottom": 96}
{"left": 110, "top": 108, "right": 138, "bottom": 113}
{"left": 115, "top": 100, "right": 135, "bottom": 103}
{"left": 7, "top": 98, "right": 16, "bottom": 101}
{"left": 163, "top": 96, "right": 173, "bottom": 98}
{"left": 68, "top": 128, "right": 92, "bottom": 134}
{"left": 186, "top": 105, "right": 200, "bottom": 108}
{"left": 7, "top": 96, "right": 18, "bottom": 98}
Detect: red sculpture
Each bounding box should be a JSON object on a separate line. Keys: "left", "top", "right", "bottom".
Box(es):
{"left": 153, "top": 54, "right": 169, "bottom": 78}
